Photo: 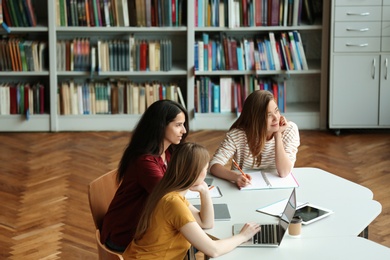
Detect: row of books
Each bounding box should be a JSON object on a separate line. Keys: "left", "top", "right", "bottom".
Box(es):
{"left": 195, "top": 75, "right": 286, "bottom": 114}
{"left": 195, "top": 31, "right": 308, "bottom": 72}
{"left": 56, "top": 37, "right": 173, "bottom": 72}
{"left": 57, "top": 79, "right": 185, "bottom": 115}
{"left": 0, "top": 82, "right": 45, "bottom": 115}
{"left": 57, "top": 38, "right": 91, "bottom": 72}
{"left": 196, "top": 0, "right": 316, "bottom": 28}
{"left": 56, "top": 0, "right": 186, "bottom": 27}
{"left": 0, "top": 38, "right": 47, "bottom": 72}
{"left": 96, "top": 38, "right": 172, "bottom": 72}
{"left": 1, "top": 0, "right": 37, "bottom": 28}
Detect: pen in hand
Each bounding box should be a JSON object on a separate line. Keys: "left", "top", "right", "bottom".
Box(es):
{"left": 232, "top": 159, "right": 251, "bottom": 184}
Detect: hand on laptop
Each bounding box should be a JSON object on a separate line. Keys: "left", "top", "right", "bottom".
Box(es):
{"left": 236, "top": 222, "right": 261, "bottom": 242}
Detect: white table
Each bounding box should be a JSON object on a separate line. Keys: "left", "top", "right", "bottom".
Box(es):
{"left": 188, "top": 167, "right": 387, "bottom": 259}
{"left": 214, "top": 236, "right": 390, "bottom": 260}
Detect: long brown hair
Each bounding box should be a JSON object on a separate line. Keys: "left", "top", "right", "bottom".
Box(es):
{"left": 133, "top": 142, "right": 210, "bottom": 241}
{"left": 230, "top": 90, "right": 274, "bottom": 167}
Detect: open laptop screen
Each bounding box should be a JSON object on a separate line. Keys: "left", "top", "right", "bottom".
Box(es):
{"left": 278, "top": 188, "right": 297, "bottom": 240}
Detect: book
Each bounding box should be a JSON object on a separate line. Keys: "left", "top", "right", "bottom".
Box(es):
{"left": 256, "top": 198, "right": 307, "bottom": 218}
{"left": 240, "top": 169, "right": 299, "bottom": 190}
{"left": 269, "top": 32, "right": 281, "bottom": 70}
{"left": 293, "top": 30, "right": 308, "bottom": 70}
{"left": 219, "top": 77, "right": 232, "bottom": 113}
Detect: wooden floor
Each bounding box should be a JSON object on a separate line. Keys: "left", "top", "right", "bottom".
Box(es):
{"left": 0, "top": 129, "right": 389, "bottom": 259}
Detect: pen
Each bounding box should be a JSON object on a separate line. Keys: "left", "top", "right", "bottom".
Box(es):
{"left": 232, "top": 159, "right": 251, "bottom": 183}
{"left": 209, "top": 185, "right": 215, "bottom": 190}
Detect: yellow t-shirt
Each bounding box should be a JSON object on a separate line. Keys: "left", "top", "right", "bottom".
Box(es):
{"left": 123, "top": 191, "right": 195, "bottom": 259}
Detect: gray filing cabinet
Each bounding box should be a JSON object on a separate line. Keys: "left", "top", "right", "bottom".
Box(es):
{"left": 329, "top": 0, "right": 390, "bottom": 133}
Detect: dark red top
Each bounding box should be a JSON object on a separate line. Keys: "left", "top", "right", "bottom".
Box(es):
{"left": 100, "top": 150, "right": 171, "bottom": 248}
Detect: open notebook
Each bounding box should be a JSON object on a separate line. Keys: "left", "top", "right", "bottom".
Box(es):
{"left": 185, "top": 185, "right": 222, "bottom": 199}
{"left": 240, "top": 170, "right": 299, "bottom": 190}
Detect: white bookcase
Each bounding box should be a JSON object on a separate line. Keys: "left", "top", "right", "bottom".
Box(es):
{"left": 0, "top": 0, "right": 330, "bottom": 132}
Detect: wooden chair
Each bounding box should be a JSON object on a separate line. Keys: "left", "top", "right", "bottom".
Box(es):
{"left": 95, "top": 230, "right": 124, "bottom": 260}
{"left": 88, "top": 169, "right": 123, "bottom": 260}
{"left": 88, "top": 169, "right": 195, "bottom": 260}
{"left": 88, "top": 169, "right": 119, "bottom": 230}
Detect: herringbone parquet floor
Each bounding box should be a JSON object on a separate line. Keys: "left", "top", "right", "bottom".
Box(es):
{"left": 0, "top": 129, "right": 389, "bottom": 259}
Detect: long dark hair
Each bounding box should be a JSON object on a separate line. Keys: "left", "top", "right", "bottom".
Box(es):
{"left": 134, "top": 142, "right": 210, "bottom": 241}
{"left": 230, "top": 90, "right": 274, "bottom": 167}
{"left": 117, "top": 100, "right": 189, "bottom": 182}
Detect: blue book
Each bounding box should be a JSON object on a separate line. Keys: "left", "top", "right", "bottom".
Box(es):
{"left": 212, "top": 84, "right": 220, "bottom": 113}
{"left": 194, "top": 42, "right": 199, "bottom": 71}
{"left": 212, "top": 41, "right": 217, "bottom": 71}
{"left": 265, "top": 39, "right": 275, "bottom": 70}
{"left": 278, "top": 82, "right": 286, "bottom": 113}
{"left": 203, "top": 33, "right": 209, "bottom": 71}
{"left": 198, "top": 0, "right": 203, "bottom": 27}
{"left": 236, "top": 46, "right": 244, "bottom": 71}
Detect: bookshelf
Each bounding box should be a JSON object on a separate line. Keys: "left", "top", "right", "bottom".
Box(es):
{"left": 0, "top": 0, "right": 50, "bottom": 131}
{"left": 190, "top": 0, "right": 330, "bottom": 130}
{"left": 0, "top": 0, "right": 329, "bottom": 132}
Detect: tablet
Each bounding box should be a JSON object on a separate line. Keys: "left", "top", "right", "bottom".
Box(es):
{"left": 194, "top": 203, "right": 231, "bottom": 221}
{"left": 205, "top": 177, "right": 214, "bottom": 186}
{"left": 294, "top": 203, "right": 333, "bottom": 225}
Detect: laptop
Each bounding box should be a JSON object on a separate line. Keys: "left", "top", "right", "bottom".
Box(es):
{"left": 232, "top": 188, "right": 297, "bottom": 247}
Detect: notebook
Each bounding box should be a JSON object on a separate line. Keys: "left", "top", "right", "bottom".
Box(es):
{"left": 232, "top": 188, "right": 297, "bottom": 247}
{"left": 240, "top": 170, "right": 299, "bottom": 190}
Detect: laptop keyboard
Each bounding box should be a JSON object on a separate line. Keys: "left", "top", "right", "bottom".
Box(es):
{"left": 253, "top": 224, "right": 278, "bottom": 244}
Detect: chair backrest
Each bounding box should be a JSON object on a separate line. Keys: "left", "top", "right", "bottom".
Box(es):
{"left": 88, "top": 169, "right": 120, "bottom": 230}
{"left": 95, "top": 229, "right": 124, "bottom": 260}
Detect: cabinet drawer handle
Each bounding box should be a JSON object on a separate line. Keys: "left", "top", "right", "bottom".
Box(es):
{"left": 385, "top": 58, "right": 388, "bottom": 80}
{"left": 372, "top": 59, "right": 376, "bottom": 79}
{"left": 346, "top": 12, "right": 370, "bottom": 16}
{"left": 346, "top": 28, "right": 369, "bottom": 32}
{"left": 346, "top": 43, "right": 369, "bottom": 47}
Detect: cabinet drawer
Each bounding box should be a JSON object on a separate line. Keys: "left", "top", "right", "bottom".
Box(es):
{"left": 335, "top": 0, "right": 382, "bottom": 6}
{"left": 334, "top": 37, "right": 381, "bottom": 52}
{"left": 384, "top": 0, "right": 390, "bottom": 6}
{"left": 382, "top": 37, "right": 390, "bottom": 52}
{"left": 383, "top": 6, "right": 390, "bottom": 21}
{"left": 335, "top": 6, "right": 382, "bottom": 22}
{"left": 334, "top": 22, "right": 381, "bottom": 37}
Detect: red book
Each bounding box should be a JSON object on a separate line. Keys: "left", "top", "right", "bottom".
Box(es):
{"left": 269, "top": 0, "right": 280, "bottom": 26}
{"left": 151, "top": 1, "right": 156, "bottom": 26}
{"left": 10, "top": 84, "right": 17, "bottom": 114}
{"left": 255, "top": 0, "right": 262, "bottom": 26}
{"left": 88, "top": 0, "right": 95, "bottom": 26}
{"left": 272, "top": 81, "right": 278, "bottom": 103}
{"left": 172, "top": 0, "right": 176, "bottom": 25}
{"left": 3, "top": 0, "right": 12, "bottom": 26}
{"left": 241, "top": 0, "right": 247, "bottom": 26}
{"left": 222, "top": 35, "right": 230, "bottom": 70}
{"left": 140, "top": 40, "right": 147, "bottom": 71}
{"left": 25, "top": 0, "right": 37, "bottom": 26}
{"left": 230, "top": 38, "right": 238, "bottom": 70}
